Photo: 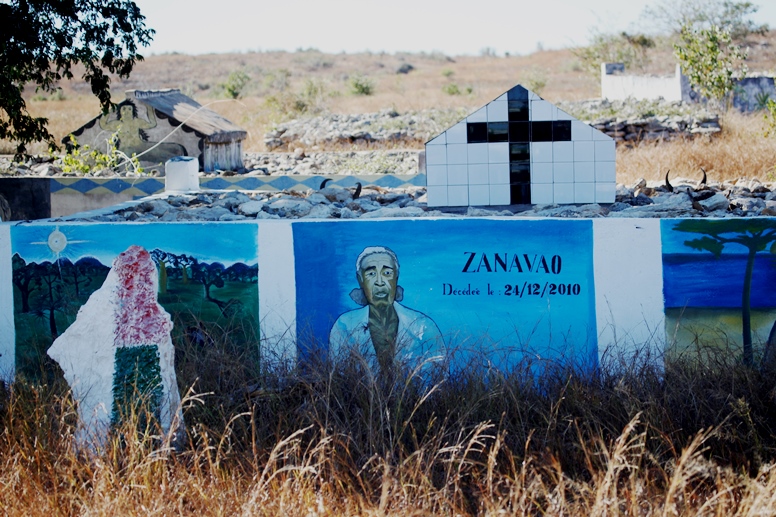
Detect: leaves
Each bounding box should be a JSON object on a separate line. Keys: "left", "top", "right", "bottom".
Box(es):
{"left": 673, "top": 23, "right": 747, "bottom": 109}
{"left": 1, "top": 0, "right": 154, "bottom": 157}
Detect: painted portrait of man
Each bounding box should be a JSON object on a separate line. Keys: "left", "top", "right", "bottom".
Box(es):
{"left": 328, "top": 246, "right": 445, "bottom": 379}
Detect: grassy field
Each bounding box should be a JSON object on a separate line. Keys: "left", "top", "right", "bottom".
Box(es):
{"left": 4, "top": 345, "right": 776, "bottom": 515}
{"left": 5, "top": 33, "right": 776, "bottom": 516}
{"left": 6, "top": 31, "right": 776, "bottom": 185}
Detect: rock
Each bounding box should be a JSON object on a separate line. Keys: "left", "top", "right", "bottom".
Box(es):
{"left": 730, "top": 197, "right": 765, "bottom": 213}
{"left": 698, "top": 193, "right": 730, "bottom": 212}
{"left": 396, "top": 63, "right": 414, "bottom": 74}
{"left": 320, "top": 186, "right": 353, "bottom": 203}
{"left": 268, "top": 198, "right": 313, "bottom": 217}
{"left": 47, "top": 245, "right": 183, "bottom": 448}
{"left": 301, "top": 204, "right": 335, "bottom": 219}
{"left": 360, "top": 206, "right": 426, "bottom": 218}
{"left": 237, "top": 200, "right": 266, "bottom": 216}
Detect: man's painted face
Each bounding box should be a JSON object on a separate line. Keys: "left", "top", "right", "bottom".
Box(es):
{"left": 358, "top": 253, "right": 398, "bottom": 307}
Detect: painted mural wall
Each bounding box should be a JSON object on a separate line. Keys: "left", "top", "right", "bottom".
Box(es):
{"left": 1, "top": 218, "right": 775, "bottom": 438}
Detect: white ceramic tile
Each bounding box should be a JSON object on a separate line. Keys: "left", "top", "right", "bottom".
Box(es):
{"left": 553, "top": 162, "right": 574, "bottom": 183}
{"left": 553, "top": 141, "right": 574, "bottom": 162}
{"left": 426, "top": 134, "right": 446, "bottom": 145}
{"left": 426, "top": 186, "right": 448, "bottom": 207}
{"left": 448, "top": 185, "right": 469, "bottom": 206}
{"left": 594, "top": 140, "right": 616, "bottom": 162}
{"left": 467, "top": 143, "right": 488, "bottom": 164}
{"left": 487, "top": 100, "right": 508, "bottom": 122}
{"left": 468, "top": 163, "right": 489, "bottom": 185}
{"left": 573, "top": 141, "right": 595, "bottom": 162}
{"left": 446, "top": 143, "right": 468, "bottom": 164}
{"left": 531, "top": 162, "right": 553, "bottom": 183}
{"left": 495, "top": 93, "right": 508, "bottom": 102}
{"left": 595, "top": 161, "right": 616, "bottom": 182}
{"left": 425, "top": 144, "right": 447, "bottom": 166}
{"left": 488, "top": 142, "right": 509, "bottom": 163}
{"left": 528, "top": 90, "right": 541, "bottom": 101}
{"left": 595, "top": 183, "right": 616, "bottom": 203}
{"left": 489, "top": 184, "right": 511, "bottom": 205}
{"left": 574, "top": 183, "right": 595, "bottom": 203}
{"left": 556, "top": 108, "right": 573, "bottom": 121}
{"left": 531, "top": 183, "right": 554, "bottom": 204}
{"left": 574, "top": 161, "right": 595, "bottom": 183}
{"left": 469, "top": 184, "right": 490, "bottom": 206}
{"left": 448, "top": 164, "right": 468, "bottom": 185}
{"left": 554, "top": 183, "right": 575, "bottom": 204}
{"left": 593, "top": 128, "right": 613, "bottom": 141}
{"left": 466, "top": 107, "right": 487, "bottom": 123}
{"left": 530, "top": 142, "right": 553, "bottom": 162}
{"left": 489, "top": 163, "right": 509, "bottom": 184}
{"left": 531, "top": 100, "right": 553, "bottom": 121}
{"left": 426, "top": 164, "right": 448, "bottom": 186}
{"left": 571, "top": 121, "right": 593, "bottom": 141}
{"left": 447, "top": 121, "right": 467, "bottom": 144}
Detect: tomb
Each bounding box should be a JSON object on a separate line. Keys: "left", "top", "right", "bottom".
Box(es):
{"left": 424, "top": 84, "right": 616, "bottom": 207}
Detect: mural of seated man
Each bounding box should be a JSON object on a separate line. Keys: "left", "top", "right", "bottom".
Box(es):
{"left": 328, "top": 246, "right": 445, "bottom": 382}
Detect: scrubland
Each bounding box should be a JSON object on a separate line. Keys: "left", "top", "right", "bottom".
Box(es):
{"left": 5, "top": 32, "right": 776, "bottom": 516}
{"left": 4, "top": 343, "right": 776, "bottom": 516}
{"left": 6, "top": 31, "right": 776, "bottom": 185}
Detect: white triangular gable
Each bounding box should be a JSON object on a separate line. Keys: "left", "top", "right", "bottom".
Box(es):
{"left": 425, "top": 84, "right": 615, "bottom": 207}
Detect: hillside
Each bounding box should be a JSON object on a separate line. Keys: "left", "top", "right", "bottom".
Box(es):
{"left": 7, "top": 30, "right": 776, "bottom": 183}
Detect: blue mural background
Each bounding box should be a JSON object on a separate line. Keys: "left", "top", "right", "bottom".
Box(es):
{"left": 660, "top": 219, "right": 776, "bottom": 358}
{"left": 293, "top": 219, "right": 598, "bottom": 371}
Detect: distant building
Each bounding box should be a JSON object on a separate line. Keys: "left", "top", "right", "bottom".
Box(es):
{"left": 425, "top": 84, "right": 615, "bottom": 207}
{"left": 66, "top": 89, "right": 247, "bottom": 172}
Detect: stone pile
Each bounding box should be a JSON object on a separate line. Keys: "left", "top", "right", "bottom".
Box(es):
{"left": 263, "top": 108, "right": 467, "bottom": 150}
{"left": 241, "top": 150, "right": 419, "bottom": 176}
{"left": 64, "top": 176, "right": 776, "bottom": 223}
{"left": 556, "top": 99, "right": 721, "bottom": 143}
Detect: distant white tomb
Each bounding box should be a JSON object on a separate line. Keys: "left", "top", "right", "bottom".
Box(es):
{"left": 425, "top": 84, "right": 616, "bottom": 207}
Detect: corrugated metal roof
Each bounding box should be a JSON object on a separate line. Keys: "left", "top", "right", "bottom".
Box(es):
{"left": 126, "top": 89, "right": 247, "bottom": 143}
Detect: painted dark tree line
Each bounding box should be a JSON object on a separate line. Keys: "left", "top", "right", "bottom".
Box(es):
{"left": 11, "top": 254, "right": 109, "bottom": 340}
{"left": 673, "top": 219, "right": 776, "bottom": 367}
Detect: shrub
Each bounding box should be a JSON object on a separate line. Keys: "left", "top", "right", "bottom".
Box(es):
{"left": 222, "top": 70, "right": 251, "bottom": 99}
{"left": 349, "top": 74, "right": 374, "bottom": 96}
{"left": 60, "top": 133, "right": 143, "bottom": 175}
{"left": 674, "top": 23, "right": 748, "bottom": 109}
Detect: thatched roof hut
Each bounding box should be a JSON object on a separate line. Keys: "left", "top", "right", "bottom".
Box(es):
{"left": 67, "top": 89, "right": 247, "bottom": 172}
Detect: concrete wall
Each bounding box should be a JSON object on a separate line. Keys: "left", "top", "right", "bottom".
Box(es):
{"left": 3, "top": 217, "right": 776, "bottom": 383}
{"left": 1, "top": 174, "right": 426, "bottom": 218}
{"left": 601, "top": 64, "right": 692, "bottom": 102}
{"left": 601, "top": 63, "right": 776, "bottom": 112}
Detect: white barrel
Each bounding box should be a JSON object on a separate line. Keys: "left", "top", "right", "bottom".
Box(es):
{"left": 165, "top": 156, "right": 199, "bottom": 193}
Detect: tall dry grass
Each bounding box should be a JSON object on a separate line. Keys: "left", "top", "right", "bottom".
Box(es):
{"left": 4, "top": 338, "right": 776, "bottom": 516}
{"left": 618, "top": 110, "right": 776, "bottom": 186}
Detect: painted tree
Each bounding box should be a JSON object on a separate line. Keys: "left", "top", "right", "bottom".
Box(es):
{"left": 191, "top": 260, "right": 225, "bottom": 301}
{"left": 673, "top": 219, "right": 776, "bottom": 366}
{"left": 31, "top": 261, "right": 67, "bottom": 340}
{"left": 11, "top": 253, "right": 39, "bottom": 313}
{"left": 150, "top": 249, "right": 170, "bottom": 294}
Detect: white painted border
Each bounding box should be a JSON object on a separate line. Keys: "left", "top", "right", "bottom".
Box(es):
{"left": 258, "top": 221, "right": 297, "bottom": 366}
{"left": 593, "top": 219, "right": 665, "bottom": 369}
{"left": 0, "top": 224, "right": 13, "bottom": 381}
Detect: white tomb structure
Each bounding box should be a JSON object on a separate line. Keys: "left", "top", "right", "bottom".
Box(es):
{"left": 425, "top": 84, "right": 616, "bottom": 207}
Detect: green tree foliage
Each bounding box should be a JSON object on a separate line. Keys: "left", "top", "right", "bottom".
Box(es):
{"left": 221, "top": 70, "right": 250, "bottom": 99}
{"left": 1, "top": 0, "right": 154, "bottom": 156}
{"left": 573, "top": 31, "right": 655, "bottom": 77}
{"left": 673, "top": 219, "right": 776, "bottom": 367}
{"left": 643, "top": 0, "right": 768, "bottom": 40}
{"left": 674, "top": 24, "right": 748, "bottom": 109}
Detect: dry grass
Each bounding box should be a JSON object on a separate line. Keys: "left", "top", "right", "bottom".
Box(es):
{"left": 618, "top": 110, "right": 776, "bottom": 186}
{"left": 7, "top": 32, "right": 776, "bottom": 184}
{"left": 4, "top": 338, "right": 776, "bottom": 516}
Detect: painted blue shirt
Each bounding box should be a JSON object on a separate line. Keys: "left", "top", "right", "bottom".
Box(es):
{"left": 328, "top": 302, "right": 445, "bottom": 372}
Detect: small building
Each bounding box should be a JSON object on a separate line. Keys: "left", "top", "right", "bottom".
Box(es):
{"left": 425, "top": 84, "right": 616, "bottom": 207}
{"left": 66, "top": 89, "right": 247, "bottom": 172}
